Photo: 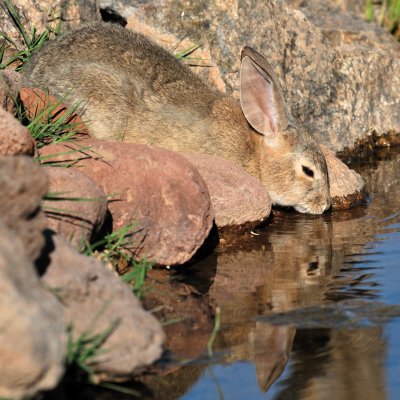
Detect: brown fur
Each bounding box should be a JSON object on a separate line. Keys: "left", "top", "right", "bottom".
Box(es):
{"left": 22, "top": 22, "right": 330, "bottom": 214}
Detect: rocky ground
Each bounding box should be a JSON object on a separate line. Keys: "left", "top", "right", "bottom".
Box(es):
{"left": 0, "top": 0, "right": 398, "bottom": 398}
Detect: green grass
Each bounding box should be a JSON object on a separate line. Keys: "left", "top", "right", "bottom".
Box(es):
{"left": 22, "top": 91, "right": 84, "bottom": 148}
{"left": 37, "top": 145, "right": 97, "bottom": 167}
{"left": 120, "top": 260, "right": 153, "bottom": 299}
{"left": 365, "top": 0, "right": 400, "bottom": 39}
{"left": 1, "top": 0, "right": 84, "bottom": 146}
{"left": 387, "top": 0, "right": 400, "bottom": 35}
{"left": 0, "top": 0, "right": 58, "bottom": 70}
{"left": 65, "top": 299, "right": 128, "bottom": 385}
{"left": 82, "top": 224, "right": 137, "bottom": 257}
{"left": 66, "top": 318, "right": 142, "bottom": 396}
{"left": 66, "top": 318, "right": 120, "bottom": 380}
{"left": 365, "top": 0, "right": 374, "bottom": 21}
{"left": 1, "top": 54, "right": 82, "bottom": 149}
{"left": 174, "top": 43, "right": 202, "bottom": 61}
{"left": 207, "top": 306, "right": 221, "bottom": 357}
{"left": 82, "top": 224, "right": 154, "bottom": 299}
{"left": 172, "top": 41, "right": 211, "bottom": 67}
{"left": 44, "top": 191, "right": 108, "bottom": 203}
{"left": 42, "top": 191, "right": 109, "bottom": 230}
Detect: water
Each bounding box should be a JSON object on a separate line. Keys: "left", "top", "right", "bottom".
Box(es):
{"left": 58, "top": 147, "right": 400, "bottom": 399}
{"left": 146, "top": 146, "right": 400, "bottom": 400}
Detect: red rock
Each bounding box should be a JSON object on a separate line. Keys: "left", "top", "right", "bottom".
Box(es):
{"left": 42, "top": 167, "right": 108, "bottom": 248}
{"left": 183, "top": 152, "right": 272, "bottom": 231}
{"left": 0, "top": 108, "right": 35, "bottom": 156}
{"left": 40, "top": 139, "right": 214, "bottom": 266}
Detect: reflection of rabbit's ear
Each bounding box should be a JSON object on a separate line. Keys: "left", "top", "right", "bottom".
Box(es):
{"left": 252, "top": 322, "right": 296, "bottom": 393}
{"left": 240, "top": 46, "right": 288, "bottom": 146}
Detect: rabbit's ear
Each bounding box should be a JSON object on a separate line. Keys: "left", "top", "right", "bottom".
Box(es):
{"left": 240, "top": 46, "right": 288, "bottom": 145}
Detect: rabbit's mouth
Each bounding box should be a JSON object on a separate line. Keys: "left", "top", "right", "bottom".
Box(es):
{"left": 268, "top": 189, "right": 330, "bottom": 215}
{"left": 294, "top": 201, "right": 331, "bottom": 215}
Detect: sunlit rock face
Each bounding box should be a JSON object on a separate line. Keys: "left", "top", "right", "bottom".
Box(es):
{"left": 121, "top": 0, "right": 399, "bottom": 152}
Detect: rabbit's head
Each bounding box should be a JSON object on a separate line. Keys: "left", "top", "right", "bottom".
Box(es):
{"left": 240, "top": 46, "right": 331, "bottom": 214}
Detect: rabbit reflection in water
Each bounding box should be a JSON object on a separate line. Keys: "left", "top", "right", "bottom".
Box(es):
{"left": 23, "top": 22, "right": 331, "bottom": 214}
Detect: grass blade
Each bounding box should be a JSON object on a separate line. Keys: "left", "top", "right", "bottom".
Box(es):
{"left": 4, "top": 0, "right": 32, "bottom": 47}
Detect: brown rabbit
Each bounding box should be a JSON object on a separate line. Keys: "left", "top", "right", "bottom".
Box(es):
{"left": 22, "top": 22, "right": 331, "bottom": 214}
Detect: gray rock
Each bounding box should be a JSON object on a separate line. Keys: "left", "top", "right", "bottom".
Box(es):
{"left": 125, "top": 0, "right": 400, "bottom": 152}
{"left": 183, "top": 152, "right": 271, "bottom": 230}
{"left": 39, "top": 139, "right": 214, "bottom": 266}
{"left": 43, "top": 166, "right": 108, "bottom": 248}
{"left": 39, "top": 234, "right": 165, "bottom": 381}
{"left": 0, "top": 107, "right": 35, "bottom": 156}
{"left": 0, "top": 222, "right": 66, "bottom": 400}
{"left": 287, "top": 0, "right": 399, "bottom": 39}
{"left": 0, "top": 156, "right": 48, "bottom": 260}
{"left": 0, "top": 0, "right": 100, "bottom": 58}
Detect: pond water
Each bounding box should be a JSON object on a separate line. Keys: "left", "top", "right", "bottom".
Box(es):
{"left": 147, "top": 146, "right": 400, "bottom": 400}
{"left": 54, "top": 146, "right": 400, "bottom": 400}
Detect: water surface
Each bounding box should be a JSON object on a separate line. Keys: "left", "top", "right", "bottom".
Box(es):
{"left": 152, "top": 146, "right": 400, "bottom": 400}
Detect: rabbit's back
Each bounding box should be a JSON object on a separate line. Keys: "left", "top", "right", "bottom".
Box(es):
{"left": 22, "top": 23, "right": 225, "bottom": 146}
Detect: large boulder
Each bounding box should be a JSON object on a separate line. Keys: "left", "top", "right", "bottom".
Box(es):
{"left": 123, "top": 0, "right": 399, "bottom": 152}
{"left": 40, "top": 139, "right": 214, "bottom": 266}
{"left": 0, "top": 223, "right": 66, "bottom": 400}
{"left": 38, "top": 234, "right": 165, "bottom": 381}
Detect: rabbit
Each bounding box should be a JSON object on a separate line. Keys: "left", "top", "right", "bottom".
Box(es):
{"left": 22, "top": 22, "right": 331, "bottom": 214}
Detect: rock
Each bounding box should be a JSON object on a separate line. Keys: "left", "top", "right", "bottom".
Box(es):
{"left": 320, "top": 144, "right": 366, "bottom": 209}
{"left": 20, "top": 87, "right": 89, "bottom": 134}
{"left": 61, "top": 0, "right": 101, "bottom": 31}
{"left": 0, "top": 70, "right": 20, "bottom": 114}
{"left": 126, "top": 11, "right": 228, "bottom": 93}
{"left": 0, "top": 107, "right": 35, "bottom": 156}
{"left": 43, "top": 166, "right": 108, "bottom": 248}
{"left": 38, "top": 233, "right": 165, "bottom": 381}
{"left": 39, "top": 139, "right": 214, "bottom": 266}
{"left": 0, "top": 0, "right": 100, "bottom": 64}
{"left": 125, "top": 0, "right": 400, "bottom": 152}
{"left": 183, "top": 152, "right": 271, "bottom": 231}
{"left": 286, "top": 0, "right": 400, "bottom": 41}
{"left": 0, "top": 222, "right": 66, "bottom": 400}
{"left": 0, "top": 156, "right": 48, "bottom": 260}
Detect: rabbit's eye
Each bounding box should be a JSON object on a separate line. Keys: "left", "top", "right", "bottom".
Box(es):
{"left": 302, "top": 165, "right": 314, "bottom": 178}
